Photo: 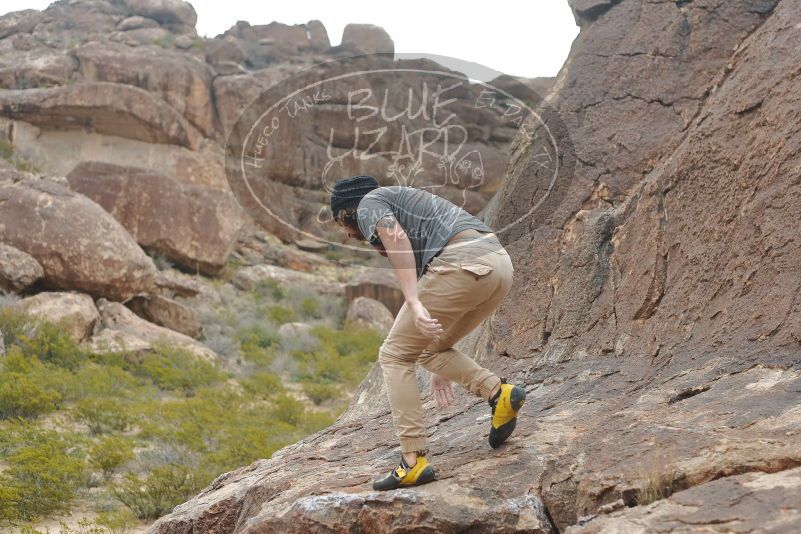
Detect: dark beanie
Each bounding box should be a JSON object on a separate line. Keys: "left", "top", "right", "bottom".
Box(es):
{"left": 330, "top": 175, "right": 380, "bottom": 220}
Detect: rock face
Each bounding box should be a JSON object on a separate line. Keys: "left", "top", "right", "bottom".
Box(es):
{"left": 0, "top": 243, "right": 43, "bottom": 293}
{"left": 345, "top": 268, "right": 404, "bottom": 316}
{"left": 67, "top": 161, "right": 245, "bottom": 275}
{"left": 0, "top": 180, "right": 157, "bottom": 301}
{"left": 93, "top": 298, "right": 216, "bottom": 361}
{"left": 151, "top": 1, "right": 801, "bottom": 533}
{"left": 0, "top": 83, "right": 201, "bottom": 149}
{"left": 340, "top": 23, "right": 394, "bottom": 55}
{"left": 345, "top": 296, "right": 394, "bottom": 335}
{"left": 125, "top": 293, "right": 202, "bottom": 339}
{"left": 13, "top": 291, "right": 99, "bottom": 342}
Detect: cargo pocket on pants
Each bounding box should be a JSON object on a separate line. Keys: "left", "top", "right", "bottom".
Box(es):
{"left": 459, "top": 261, "right": 494, "bottom": 279}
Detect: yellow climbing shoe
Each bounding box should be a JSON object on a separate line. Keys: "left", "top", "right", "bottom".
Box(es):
{"left": 372, "top": 452, "right": 436, "bottom": 491}
{"left": 488, "top": 379, "right": 526, "bottom": 448}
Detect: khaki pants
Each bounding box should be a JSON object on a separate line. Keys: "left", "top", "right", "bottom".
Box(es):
{"left": 378, "top": 230, "right": 515, "bottom": 453}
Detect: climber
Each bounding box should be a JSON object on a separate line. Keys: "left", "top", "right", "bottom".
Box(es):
{"left": 330, "top": 175, "right": 526, "bottom": 491}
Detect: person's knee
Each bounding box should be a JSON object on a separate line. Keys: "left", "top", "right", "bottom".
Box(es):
{"left": 378, "top": 342, "right": 411, "bottom": 366}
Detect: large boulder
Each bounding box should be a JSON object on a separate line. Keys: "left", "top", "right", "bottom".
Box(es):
{"left": 0, "top": 243, "right": 43, "bottom": 293}
{"left": 93, "top": 298, "right": 215, "bottom": 361}
{"left": 125, "top": 293, "right": 202, "bottom": 339}
{"left": 345, "top": 296, "right": 394, "bottom": 335}
{"left": 0, "top": 82, "right": 200, "bottom": 149}
{"left": 344, "top": 268, "right": 403, "bottom": 316}
{"left": 66, "top": 161, "right": 245, "bottom": 275}
{"left": 73, "top": 42, "right": 216, "bottom": 137}
{"left": 13, "top": 292, "right": 99, "bottom": 342}
{"left": 122, "top": 0, "right": 197, "bottom": 33}
{"left": 0, "top": 180, "right": 157, "bottom": 301}
{"left": 340, "top": 23, "right": 394, "bottom": 56}
{"left": 0, "top": 9, "right": 42, "bottom": 40}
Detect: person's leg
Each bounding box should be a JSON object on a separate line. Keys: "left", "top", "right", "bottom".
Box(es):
{"left": 378, "top": 252, "right": 503, "bottom": 458}
{"left": 418, "top": 252, "right": 514, "bottom": 401}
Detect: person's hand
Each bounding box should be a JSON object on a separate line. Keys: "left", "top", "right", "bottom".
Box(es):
{"left": 408, "top": 299, "right": 443, "bottom": 339}
{"left": 430, "top": 373, "right": 455, "bottom": 408}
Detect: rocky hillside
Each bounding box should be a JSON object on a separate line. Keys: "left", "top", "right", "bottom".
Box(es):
{"left": 150, "top": 0, "right": 801, "bottom": 532}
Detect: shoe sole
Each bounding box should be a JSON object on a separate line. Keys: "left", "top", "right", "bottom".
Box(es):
{"left": 373, "top": 465, "right": 437, "bottom": 491}
{"left": 489, "top": 385, "right": 526, "bottom": 449}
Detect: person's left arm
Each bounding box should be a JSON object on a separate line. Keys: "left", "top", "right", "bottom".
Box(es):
{"left": 374, "top": 215, "right": 443, "bottom": 339}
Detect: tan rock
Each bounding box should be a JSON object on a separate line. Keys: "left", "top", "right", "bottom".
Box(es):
{"left": 95, "top": 298, "right": 215, "bottom": 361}
{"left": 345, "top": 297, "right": 394, "bottom": 335}
{"left": 86, "top": 328, "right": 152, "bottom": 355}
{"left": 13, "top": 291, "right": 99, "bottom": 342}
{"left": 0, "top": 180, "right": 157, "bottom": 301}
{"left": 0, "top": 243, "right": 43, "bottom": 293}
{"left": 278, "top": 322, "right": 313, "bottom": 338}
{"left": 0, "top": 82, "right": 201, "bottom": 149}
{"left": 0, "top": 9, "right": 42, "bottom": 40}
{"left": 66, "top": 161, "right": 245, "bottom": 275}
{"left": 233, "top": 264, "right": 342, "bottom": 295}
{"left": 122, "top": 0, "right": 197, "bottom": 32}
{"left": 345, "top": 267, "right": 403, "bottom": 315}
{"left": 74, "top": 42, "right": 215, "bottom": 137}
{"left": 340, "top": 23, "right": 394, "bottom": 56}
{"left": 126, "top": 293, "right": 202, "bottom": 339}
{"left": 116, "top": 15, "right": 159, "bottom": 31}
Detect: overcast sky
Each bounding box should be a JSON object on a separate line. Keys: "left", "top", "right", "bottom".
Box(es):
{"left": 4, "top": 1, "right": 579, "bottom": 79}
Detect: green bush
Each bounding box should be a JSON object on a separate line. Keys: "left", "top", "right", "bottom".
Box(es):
{"left": 17, "top": 320, "right": 89, "bottom": 370}
{"left": 271, "top": 394, "right": 305, "bottom": 425}
{"left": 266, "top": 305, "right": 296, "bottom": 325}
{"left": 241, "top": 371, "right": 285, "bottom": 398}
{"left": 111, "top": 464, "right": 205, "bottom": 520}
{"left": 89, "top": 436, "right": 135, "bottom": 477}
{"left": 0, "top": 373, "right": 60, "bottom": 419}
{"left": 131, "top": 344, "right": 223, "bottom": 394}
{"left": 0, "top": 424, "right": 85, "bottom": 522}
{"left": 75, "top": 398, "right": 133, "bottom": 434}
{"left": 254, "top": 278, "right": 285, "bottom": 300}
{"left": 299, "top": 296, "right": 321, "bottom": 319}
{"left": 301, "top": 380, "right": 340, "bottom": 405}
{"left": 95, "top": 507, "right": 139, "bottom": 534}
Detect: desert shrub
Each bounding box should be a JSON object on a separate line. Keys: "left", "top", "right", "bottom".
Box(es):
{"left": 253, "top": 278, "right": 285, "bottom": 300}
{"left": 0, "top": 308, "right": 37, "bottom": 348}
{"left": 299, "top": 296, "right": 321, "bottom": 319}
{"left": 74, "top": 398, "right": 133, "bottom": 434}
{"left": 241, "top": 371, "right": 284, "bottom": 398}
{"left": 266, "top": 305, "right": 296, "bottom": 324}
{"left": 130, "top": 344, "right": 223, "bottom": 394}
{"left": 0, "top": 424, "right": 85, "bottom": 521}
{"left": 0, "top": 139, "right": 13, "bottom": 159}
{"left": 301, "top": 380, "right": 340, "bottom": 405}
{"left": 89, "top": 436, "right": 135, "bottom": 477}
{"left": 293, "top": 325, "right": 382, "bottom": 386}
{"left": 16, "top": 320, "right": 89, "bottom": 370}
{"left": 95, "top": 507, "right": 139, "bottom": 534}
{"left": 271, "top": 394, "right": 305, "bottom": 425}
{"left": 0, "top": 372, "right": 60, "bottom": 419}
{"left": 111, "top": 464, "right": 204, "bottom": 520}
{"left": 72, "top": 364, "right": 143, "bottom": 399}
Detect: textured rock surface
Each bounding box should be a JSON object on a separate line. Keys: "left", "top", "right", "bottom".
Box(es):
{"left": 67, "top": 161, "right": 245, "bottom": 275}
{"left": 567, "top": 467, "right": 801, "bottom": 533}
{"left": 340, "top": 23, "right": 394, "bottom": 55}
{"left": 152, "top": 1, "right": 801, "bottom": 533}
{"left": 125, "top": 293, "right": 202, "bottom": 339}
{"left": 0, "top": 83, "right": 201, "bottom": 149}
{"left": 13, "top": 291, "right": 99, "bottom": 342}
{"left": 94, "top": 298, "right": 216, "bottom": 361}
{"left": 345, "top": 267, "right": 404, "bottom": 316}
{"left": 0, "top": 242, "right": 43, "bottom": 293}
{"left": 345, "top": 296, "right": 395, "bottom": 335}
{"left": 0, "top": 180, "right": 157, "bottom": 301}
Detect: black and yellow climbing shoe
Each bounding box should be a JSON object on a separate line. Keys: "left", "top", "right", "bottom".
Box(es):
{"left": 488, "top": 379, "right": 526, "bottom": 448}
{"left": 372, "top": 452, "right": 436, "bottom": 491}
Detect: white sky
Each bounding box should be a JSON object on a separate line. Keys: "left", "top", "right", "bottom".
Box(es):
{"left": 4, "top": 1, "right": 579, "bottom": 79}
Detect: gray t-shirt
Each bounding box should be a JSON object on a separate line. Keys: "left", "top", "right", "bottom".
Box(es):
{"left": 357, "top": 186, "right": 494, "bottom": 279}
